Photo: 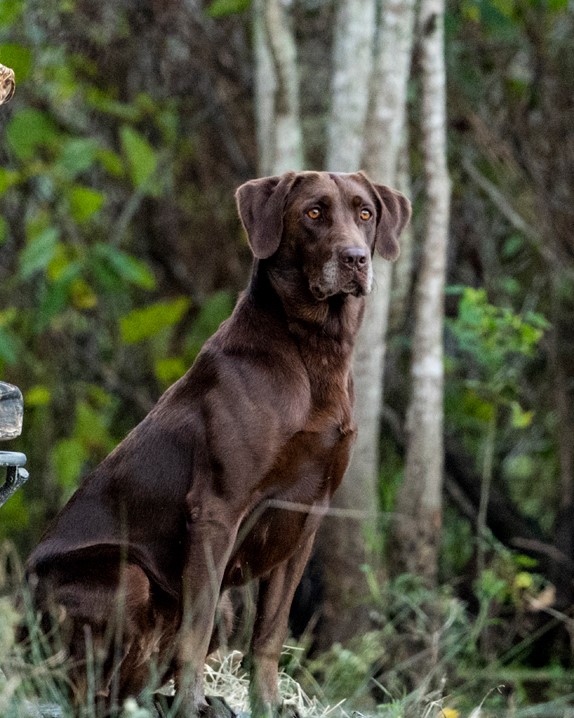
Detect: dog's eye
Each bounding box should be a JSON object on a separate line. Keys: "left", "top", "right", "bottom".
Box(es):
{"left": 360, "top": 209, "right": 372, "bottom": 221}
{"left": 306, "top": 208, "right": 321, "bottom": 220}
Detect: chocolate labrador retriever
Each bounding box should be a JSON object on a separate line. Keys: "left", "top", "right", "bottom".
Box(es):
{"left": 24, "top": 171, "right": 410, "bottom": 716}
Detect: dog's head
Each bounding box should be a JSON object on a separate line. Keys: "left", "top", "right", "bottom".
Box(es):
{"left": 235, "top": 171, "right": 411, "bottom": 301}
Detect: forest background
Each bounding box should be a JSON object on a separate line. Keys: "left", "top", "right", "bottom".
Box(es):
{"left": 0, "top": 0, "right": 573, "bottom": 715}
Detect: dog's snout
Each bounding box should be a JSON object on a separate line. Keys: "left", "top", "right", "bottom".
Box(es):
{"left": 340, "top": 246, "right": 369, "bottom": 269}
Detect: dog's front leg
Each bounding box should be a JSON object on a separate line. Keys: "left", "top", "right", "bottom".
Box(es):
{"left": 249, "top": 530, "right": 317, "bottom": 718}
{"left": 174, "top": 496, "right": 240, "bottom": 717}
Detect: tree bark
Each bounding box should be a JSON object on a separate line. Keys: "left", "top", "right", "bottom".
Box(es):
{"left": 252, "top": 0, "right": 303, "bottom": 175}
{"left": 389, "top": 0, "right": 451, "bottom": 585}
{"left": 315, "top": 0, "right": 415, "bottom": 649}
{"left": 325, "top": 0, "right": 376, "bottom": 172}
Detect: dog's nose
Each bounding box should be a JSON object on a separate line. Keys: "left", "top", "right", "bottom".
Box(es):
{"left": 340, "top": 246, "right": 368, "bottom": 268}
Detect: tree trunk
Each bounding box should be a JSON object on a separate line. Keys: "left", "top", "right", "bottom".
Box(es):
{"left": 389, "top": 0, "right": 451, "bottom": 585}
{"left": 325, "top": 0, "right": 376, "bottom": 171}
{"left": 315, "top": 0, "right": 415, "bottom": 649}
{"left": 252, "top": 0, "right": 303, "bottom": 175}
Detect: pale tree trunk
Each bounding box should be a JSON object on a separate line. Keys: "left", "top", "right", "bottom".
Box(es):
{"left": 315, "top": 0, "right": 415, "bottom": 650}
{"left": 390, "top": 129, "right": 415, "bottom": 330}
{"left": 325, "top": 0, "right": 376, "bottom": 171}
{"left": 389, "top": 0, "right": 451, "bottom": 585}
{"left": 252, "top": 0, "right": 303, "bottom": 175}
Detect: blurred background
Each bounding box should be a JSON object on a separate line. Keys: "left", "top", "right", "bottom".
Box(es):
{"left": 1, "top": 0, "right": 573, "bottom": 714}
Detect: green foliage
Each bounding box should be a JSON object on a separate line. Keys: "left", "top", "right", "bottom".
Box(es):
{"left": 120, "top": 298, "right": 191, "bottom": 345}
{"left": 120, "top": 126, "right": 160, "bottom": 194}
{"left": 445, "top": 287, "right": 548, "bottom": 446}
{"left": 207, "top": 0, "right": 252, "bottom": 18}
{"left": 447, "top": 287, "right": 548, "bottom": 391}
{"left": 0, "top": 5, "right": 238, "bottom": 544}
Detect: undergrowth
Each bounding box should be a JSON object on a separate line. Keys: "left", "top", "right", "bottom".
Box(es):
{"left": 1, "top": 541, "right": 574, "bottom": 718}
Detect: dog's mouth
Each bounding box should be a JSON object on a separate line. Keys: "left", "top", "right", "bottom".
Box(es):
{"left": 310, "top": 276, "right": 371, "bottom": 301}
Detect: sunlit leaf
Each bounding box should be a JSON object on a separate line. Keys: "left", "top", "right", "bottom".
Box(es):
{"left": 207, "top": 0, "right": 251, "bottom": 17}
{"left": 0, "top": 168, "right": 21, "bottom": 195}
{"left": 19, "top": 227, "right": 60, "bottom": 279}
{"left": 511, "top": 401, "right": 534, "bottom": 429}
{"left": 68, "top": 185, "right": 105, "bottom": 223}
{"left": 96, "top": 148, "right": 125, "bottom": 178}
{"left": 514, "top": 571, "right": 533, "bottom": 590}
{"left": 120, "top": 126, "right": 158, "bottom": 191}
{"left": 6, "top": 108, "right": 60, "bottom": 161}
{"left": 70, "top": 278, "right": 98, "bottom": 309}
{"left": 26, "top": 385, "right": 52, "bottom": 407}
{"left": 0, "top": 43, "right": 32, "bottom": 80}
{"left": 154, "top": 356, "right": 187, "bottom": 384}
{"left": 0, "top": 0, "right": 24, "bottom": 27}
{"left": 120, "top": 297, "right": 191, "bottom": 344}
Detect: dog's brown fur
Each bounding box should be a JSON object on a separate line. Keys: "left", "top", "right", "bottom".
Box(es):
{"left": 24, "top": 171, "right": 410, "bottom": 716}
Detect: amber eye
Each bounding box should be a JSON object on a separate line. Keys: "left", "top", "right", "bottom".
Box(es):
{"left": 360, "top": 209, "right": 372, "bottom": 221}
{"left": 306, "top": 207, "right": 321, "bottom": 220}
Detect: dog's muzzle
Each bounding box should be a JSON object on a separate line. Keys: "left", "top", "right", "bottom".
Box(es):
{"left": 310, "top": 246, "right": 373, "bottom": 300}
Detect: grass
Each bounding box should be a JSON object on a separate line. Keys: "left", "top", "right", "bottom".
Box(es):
{"left": 2, "top": 541, "right": 574, "bottom": 718}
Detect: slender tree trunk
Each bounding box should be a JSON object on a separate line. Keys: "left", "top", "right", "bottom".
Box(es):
{"left": 353, "top": 0, "right": 416, "bottom": 532}
{"left": 390, "top": 128, "right": 415, "bottom": 330}
{"left": 389, "top": 0, "right": 451, "bottom": 585}
{"left": 315, "top": 0, "right": 415, "bottom": 649}
{"left": 325, "top": 0, "right": 376, "bottom": 171}
{"left": 252, "top": 0, "right": 303, "bottom": 174}
{"left": 314, "top": 0, "right": 378, "bottom": 649}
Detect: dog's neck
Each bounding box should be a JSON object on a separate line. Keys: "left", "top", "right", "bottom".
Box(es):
{"left": 249, "top": 260, "right": 364, "bottom": 354}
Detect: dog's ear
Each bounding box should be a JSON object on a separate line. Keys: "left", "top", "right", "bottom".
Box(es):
{"left": 235, "top": 172, "right": 296, "bottom": 259}
{"left": 358, "top": 172, "right": 411, "bottom": 261}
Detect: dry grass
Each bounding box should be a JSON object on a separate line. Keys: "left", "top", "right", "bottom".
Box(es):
{"left": 204, "top": 650, "right": 345, "bottom": 718}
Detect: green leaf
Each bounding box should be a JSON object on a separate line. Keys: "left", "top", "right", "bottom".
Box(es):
{"left": 19, "top": 227, "right": 60, "bottom": 279}
{"left": 0, "top": 43, "right": 32, "bottom": 80}
{"left": 120, "top": 126, "right": 158, "bottom": 190}
{"left": 154, "top": 357, "right": 187, "bottom": 384}
{"left": 0, "top": 491, "right": 29, "bottom": 538}
{"left": 75, "top": 401, "right": 115, "bottom": 452}
{"left": 56, "top": 138, "right": 99, "bottom": 178}
{"left": 96, "top": 148, "right": 125, "bottom": 178}
{"left": 86, "top": 88, "right": 142, "bottom": 122}
{"left": 120, "top": 297, "right": 191, "bottom": 344}
{"left": 0, "top": 217, "right": 7, "bottom": 245}
{"left": 510, "top": 401, "right": 534, "bottom": 429}
{"left": 0, "top": 168, "right": 21, "bottom": 195}
{"left": 36, "top": 265, "right": 81, "bottom": 330}
{"left": 6, "top": 108, "right": 60, "bottom": 161}
{"left": 0, "top": 0, "right": 24, "bottom": 27}
{"left": 51, "top": 437, "right": 88, "bottom": 491}
{"left": 26, "top": 385, "right": 52, "bottom": 407}
{"left": 93, "top": 244, "right": 157, "bottom": 290}
{"left": 207, "top": 0, "right": 251, "bottom": 17}
{"left": 68, "top": 185, "right": 105, "bottom": 223}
